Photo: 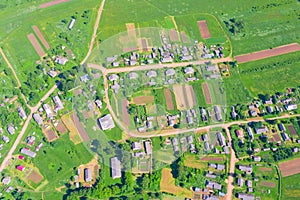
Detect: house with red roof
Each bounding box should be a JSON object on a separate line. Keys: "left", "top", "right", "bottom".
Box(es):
{"left": 16, "top": 165, "right": 25, "bottom": 172}
{"left": 18, "top": 155, "right": 25, "bottom": 160}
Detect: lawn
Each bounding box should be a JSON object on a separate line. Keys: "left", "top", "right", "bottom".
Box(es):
{"left": 282, "top": 173, "right": 300, "bottom": 200}
{"left": 190, "top": 80, "right": 207, "bottom": 107}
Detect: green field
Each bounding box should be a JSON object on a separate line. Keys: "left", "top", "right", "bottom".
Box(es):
{"left": 235, "top": 51, "right": 300, "bottom": 97}
{"left": 282, "top": 173, "right": 300, "bottom": 200}
{"left": 97, "top": 0, "right": 299, "bottom": 56}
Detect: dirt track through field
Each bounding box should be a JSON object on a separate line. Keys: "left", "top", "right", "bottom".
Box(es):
{"left": 279, "top": 157, "right": 300, "bottom": 177}
{"left": 27, "top": 33, "right": 45, "bottom": 57}
{"left": 164, "top": 88, "right": 174, "bottom": 110}
{"left": 40, "top": 0, "right": 69, "bottom": 8}
{"left": 32, "top": 26, "right": 50, "bottom": 50}
{"left": 121, "top": 99, "right": 130, "bottom": 126}
{"left": 235, "top": 43, "right": 300, "bottom": 63}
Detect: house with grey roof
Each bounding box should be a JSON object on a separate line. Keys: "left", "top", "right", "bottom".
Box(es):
{"left": 184, "top": 67, "right": 194, "bottom": 75}
{"left": 285, "top": 104, "right": 297, "bottom": 111}
{"left": 55, "top": 56, "right": 68, "bottom": 65}
{"left": 111, "top": 82, "right": 120, "bottom": 94}
{"left": 281, "top": 132, "right": 290, "bottom": 141}
{"left": 106, "top": 55, "right": 117, "bottom": 63}
{"left": 165, "top": 69, "right": 175, "bottom": 76}
{"left": 237, "top": 177, "right": 244, "bottom": 187}
{"left": 2, "top": 136, "right": 9, "bottom": 143}
{"left": 98, "top": 114, "right": 115, "bottom": 130}
{"left": 238, "top": 165, "right": 253, "bottom": 174}
{"left": 144, "top": 141, "right": 151, "bottom": 155}
{"left": 33, "top": 113, "right": 43, "bottom": 125}
{"left": 18, "top": 106, "right": 27, "bottom": 120}
{"left": 132, "top": 142, "right": 142, "bottom": 151}
{"left": 128, "top": 72, "right": 138, "bottom": 80}
{"left": 237, "top": 193, "right": 254, "bottom": 200}
{"left": 217, "top": 132, "right": 226, "bottom": 147}
{"left": 255, "top": 126, "right": 269, "bottom": 134}
{"left": 108, "top": 74, "right": 119, "bottom": 82}
{"left": 95, "top": 99, "right": 102, "bottom": 109}
{"left": 146, "top": 70, "right": 157, "bottom": 78}
{"left": 53, "top": 96, "right": 64, "bottom": 113}
{"left": 214, "top": 106, "right": 222, "bottom": 121}
{"left": 80, "top": 74, "right": 90, "bottom": 83}
{"left": 43, "top": 104, "right": 54, "bottom": 119}
{"left": 278, "top": 123, "right": 286, "bottom": 132}
{"left": 7, "top": 125, "right": 15, "bottom": 135}
{"left": 180, "top": 55, "right": 193, "bottom": 61}
{"left": 206, "top": 180, "right": 222, "bottom": 190}
{"left": 110, "top": 157, "right": 121, "bottom": 179}
{"left": 21, "top": 148, "right": 36, "bottom": 158}
{"left": 84, "top": 168, "right": 92, "bottom": 182}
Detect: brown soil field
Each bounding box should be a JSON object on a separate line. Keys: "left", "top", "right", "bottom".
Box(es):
{"left": 279, "top": 157, "right": 300, "bottom": 177}
{"left": 164, "top": 88, "right": 174, "bottom": 110}
{"left": 181, "top": 32, "right": 188, "bottom": 43}
{"left": 200, "top": 156, "right": 224, "bottom": 162}
{"left": 259, "top": 180, "right": 276, "bottom": 188}
{"left": 55, "top": 121, "right": 67, "bottom": 134}
{"left": 197, "top": 20, "right": 211, "bottom": 39}
{"left": 141, "top": 38, "right": 148, "bottom": 52}
{"left": 288, "top": 125, "right": 297, "bottom": 136}
{"left": 173, "top": 84, "right": 197, "bottom": 110}
{"left": 169, "top": 29, "right": 179, "bottom": 42}
{"left": 26, "top": 170, "right": 43, "bottom": 184}
{"left": 202, "top": 82, "right": 212, "bottom": 104}
{"left": 27, "top": 33, "right": 45, "bottom": 57}
{"left": 272, "top": 133, "right": 281, "bottom": 142}
{"left": 40, "top": 0, "right": 69, "bottom": 8}
{"left": 122, "top": 99, "right": 130, "bottom": 126}
{"left": 258, "top": 167, "right": 272, "bottom": 172}
{"left": 160, "top": 168, "right": 193, "bottom": 198}
{"left": 61, "top": 113, "right": 82, "bottom": 144}
{"left": 235, "top": 43, "right": 300, "bottom": 63}
{"left": 133, "top": 96, "right": 154, "bottom": 105}
{"left": 32, "top": 25, "right": 50, "bottom": 50}
{"left": 82, "top": 110, "right": 89, "bottom": 120}
{"left": 71, "top": 113, "right": 90, "bottom": 142}
{"left": 44, "top": 128, "right": 58, "bottom": 142}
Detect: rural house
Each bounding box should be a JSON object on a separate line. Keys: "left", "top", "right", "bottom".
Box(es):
{"left": 33, "top": 113, "right": 43, "bottom": 125}
{"left": 7, "top": 125, "right": 15, "bottom": 135}
{"left": 20, "top": 148, "right": 36, "bottom": 158}
{"left": 110, "top": 157, "right": 121, "bottom": 179}
{"left": 53, "top": 96, "right": 64, "bottom": 112}
{"left": 18, "top": 106, "right": 27, "bottom": 120}
{"left": 84, "top": 168, "right": 92, "bottom": 182}
{"left": 98, "top": 114, "right": 115, "bottom": 130}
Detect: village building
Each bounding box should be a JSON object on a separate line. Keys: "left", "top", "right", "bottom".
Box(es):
{"left": 144, "top": 141, "right": 151, "bottom": 155}
{"left": 237, "top": 193, "right": 254, "bottom": 200}
{"left": 184, "top": 67, "right": 194, "bottom": 75}
{"left": 20, "top": 148, "right": 36, "bottom": 158}
{"left": 206, "top": 180, "right": 222, "bottom": 190}
{"left": 255, "top": 126, "right": 269, "bottom": 134}
{"left": 285, "top": 104, "right": 297, "bottom": 111}
{"left": 68, "top": 18, "right": 76, "bottom": 29}
{"left": 95, "top": 99, "right": 103, "bottom": 109}
{"left": 16, "top": 165, "right": 25, "bottom": 172}
{"left": 214, "top": 106, "right": 222, "bottom": 121}
{"left": 48, "top": 70, "right": 57, "bottom": 78}
{"left": 84, "top": 168, "right": 92, "bottom": 182}
{"left": 237, "top": 177, "right": 244, "bottom": 187}
{"left": 246, "top": 127, "right": 254, "bottom": 140}
{"left": 2, "top": 136, "right": 9, "bottom": 143}
{"left": 33, "top": 113, "right": 43, "bottom": 125}
{"left": 278, "top": 123, "right": 286, "bottom": 132}
{"left": 110, "top": 157, "right": 121, "bottom": 179}
{"left": 7, "top": 125, "right": 15, "bottom": 135}
{"left": 18, "top": 106, "right": 27, "bottom": 120}
{"left": 132, "top": 142, "right": 142, "bottom": 151}
{"left": 165, "top": 69, "right": 176, "bottom": 76}
{"left": 53, "top": 96, "right": 64, "bottom": 113}
{"left": 36, "top": 142, "right": 43, "bottom": 152}
{"left": 27, "top": 136, "right": 35, "bottom": 146}
{"left": 108, "top": 74, "right": 119, "bottom": 82}
{"left": 253, "top": 156, "right": 261, "bottom": 162}
{"left": 281, "top": 132, "right": 290, "bottom": 141}
{"left": 80, "top": 74, "right": 90, "bottom": 83}
{"left": 55, "top": 56, "right": 68, "bottom": 65}
{"left": 146, "top": 70, "right": 157, "bottom": 78}
{"left": 205, "top": 64, "right": 218, "bottom": 71}
{"left": 98, "top": 114, "right": 115, "bottom": 130}
{"left": 238, "top": 165, "right": 253, "bottom": 174}
{"left": 128, "top": 72, "right": 138, "bottom": 80}
{"left": 1, "top": 177, "right": 11, "bottom": 185}
{"left": 43, "top": 104, "right": 54, "bottom": 119}
{"left": 216, "top": 132, "right": 226, "bottom": 147}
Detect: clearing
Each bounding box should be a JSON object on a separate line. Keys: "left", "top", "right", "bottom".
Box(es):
{"left": 173, "top": 84, "right": 197, "bottom": 110}
{"left": 160, "top": 168, "right": 193, "bottom": 198}
{"left": 26, "top": 169, "right": 43, "bottom": 184}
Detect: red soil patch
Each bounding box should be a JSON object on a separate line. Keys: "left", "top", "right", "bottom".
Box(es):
{"left": 27, "top": 33, "right": 45, "bottom": 57}
{"left": 133, "top": 96, "right": 154, "bottom": 105}
{"left": 202, "top": 83, "right": 212, "bottom": 104}
{"left": 288, "top": 125, "right": 297, "bottom": 136}
{"left": 181, "top": 32, "right": 188, "bottom": 43}
{"left": 40, "top": 0, "right": 69, "bottom": 8}
{"left": 122, "top": 99, "right": 130, "bottom": 126}
{"left": 235, "top": 43, "right": 300, "bottom": 63}
{"left": 259, "top": 181, "right": 276, "bottom": 188}
{"left": 200, "top": 156, "right": 223, "bottom": 162}
{"left": 279, "top": 157, "right": 300, "bottom": 177}
{"left": 27, "top": 170, "right": 43, "bottom": 184}
{"left": 32, "top": 26, "right": 50, "bottom": 50}
{"left": 197, "top": 20, "right": 211, "bottom": 39}
{"left": 169, "top": 29, "right": 179, "bottom": 42}
{"left": 164, "top": 88, "right": 174, "bottom": 110}
{"left": 258, "top": 167, "right": 272, "bottom": 172}
{"left": 272, "top": 133, "right": 281, "bottom": 143}
{"left": 55, "top": 121, "right": 67, "bottom": 134}
{"left": 71, "top": 113, "right": 90, "bottom": 142}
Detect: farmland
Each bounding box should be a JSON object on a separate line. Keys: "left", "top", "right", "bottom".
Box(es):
{"left": 282, "top": 173, "right": 300, "bottom": 200}
{"left": 279, "top": 157, "right": 300, "bottom": 177}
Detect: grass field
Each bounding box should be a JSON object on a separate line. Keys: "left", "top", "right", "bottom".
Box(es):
{"left": 97, "top": 0, "right": 299, "bottom": 56}
{"left": 282, "top": 173, "right": 300, "bottom": 200}
{"left": 190, "top": 80, "right": 207, "bottom": 107}
{"left": 237, "top": 51, "right": 300, "bottom": 97}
